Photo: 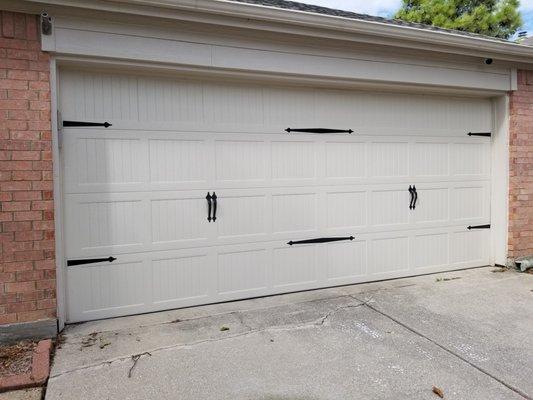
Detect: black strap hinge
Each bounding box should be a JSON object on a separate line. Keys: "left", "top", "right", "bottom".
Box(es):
{"left": 67, "top": 256, "right": 116, "bottom": 266}
{"left": 288, "top": 236, "right": 354, "bottom": 245}
{"left": 467, "top": 224, "right": 490, "bottom": 230}
{"left": 286, "top": 128, "right": 353, "bottom": 134}
{"left": 63, "top": 121, "right": 112, "bottom": 128}
{"left": 467, "top": 132, "right": 491, "bottom": 137}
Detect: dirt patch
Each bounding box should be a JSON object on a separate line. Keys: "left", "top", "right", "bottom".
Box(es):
{"left": 0, "top": 341, "right": 37, "bottom": 379}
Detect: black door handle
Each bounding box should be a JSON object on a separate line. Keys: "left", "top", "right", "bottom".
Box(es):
{"left": 206, "top": 192, "right": 212, "bottom": 222}
{"left": 408, "top": 186, "right": 414, "bottom": 209}
{"left": 212, "top": 192, "right": 217, "bottom": 222}
{"left": 412, "top": 186, "right": 418, "bottom": 210}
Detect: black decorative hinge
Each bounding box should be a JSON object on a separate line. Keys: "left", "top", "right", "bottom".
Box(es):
{"left": 63, "top": 121, "right": 112, "bottom": 128}
{"left": 285, "top": 128, "right": 353, "bottom": 134}
{"left": 467, "top": 132, "right": 491, "bottom": 137}
{"left": 467, "top": 224, "right": 491, "bottom": 230}
{"left": 288, "top": 236, "right": 354, "bottom": 245}
{"left": 67, "top": 256, "right": 116, "bottom": 266}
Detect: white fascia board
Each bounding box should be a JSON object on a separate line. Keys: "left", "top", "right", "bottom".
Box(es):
{"left": 12, "top": 0, "right": 533, "bottom": 65}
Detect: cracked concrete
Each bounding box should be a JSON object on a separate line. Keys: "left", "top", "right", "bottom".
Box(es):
{"left": 46, "top": 267, "right": 533, "bottom": 400}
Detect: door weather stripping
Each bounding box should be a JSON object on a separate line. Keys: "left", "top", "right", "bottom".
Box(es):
{"left": 288, "top": 236, "right": 355, "bottom": 245}
{"left": 467, "top": 132, "right": 491, "bottom": 137}
{"left": 285, "top": 128, "right": 354, "bottom": 134}
{"left": 63, "top": 121, "right": 112, "bottom": 128}
{"left": 67, "top": 256, "right": 116, "bottom": 267}
{"left": 467, "top": 224, "right": 491, "bottom": 230}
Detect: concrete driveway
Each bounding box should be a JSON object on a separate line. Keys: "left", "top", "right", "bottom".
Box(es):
{"left": 46, "top": 267, "right": 532, "bottom": 400}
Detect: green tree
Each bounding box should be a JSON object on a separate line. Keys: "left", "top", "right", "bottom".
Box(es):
{"left": 394, "top": 0, "right": 522, "bottom": 39}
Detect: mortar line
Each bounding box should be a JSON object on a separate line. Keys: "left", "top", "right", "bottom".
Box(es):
{"left": 356, "top": 298, "right": 531, "bottom": 400}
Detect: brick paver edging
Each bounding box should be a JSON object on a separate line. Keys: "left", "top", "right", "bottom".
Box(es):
{"left": 0, "top": 339, "right": 52, "bottom": 393}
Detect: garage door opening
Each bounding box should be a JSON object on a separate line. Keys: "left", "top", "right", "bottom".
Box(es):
{"left": 59, "top": 69, "right": 491, "bottom": 322}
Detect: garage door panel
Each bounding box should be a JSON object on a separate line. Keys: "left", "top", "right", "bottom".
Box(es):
{"left": 369, "top": 236, "right": 410, "bottom": 276}
{"left": 369, "top": 142, "right": 409, "bottom": 177}
{"left": 67, "top": 255, "right": 150, "bottom": 321}
{"left": 325, "top": 240, "right": 367, "bottom": 282}
{"left": 272, "top": 245, "right": 318, "bottom": 289}
{"left": 152, "top": 253, "right": 211, "bottom": 305}
{"left": 412, "top": 187, "right": 449, "bottom": 224}
{"left": 216, "top": 194, "right": 267, "bottom": 239}
{"left": 451, "top": 230, "right": 488, "bottom": 265}
{"left": 325, "top": 141, "right": 366, "bottom": 179}
{"left": 148, "top": 138, "right": 209, "bottom": 184}
{"left": 215, "top": 139, "right": 268, "bottom": 182}
{"left": 451, "top": 142, "right": 491, "bottom": 177}
{"left": 411, "top": 232, "right": 450, "bottom": 269}
{"left": 411, "top": 142, "right": 449, "bottom": 177}
{"left": 326, "top": 190, "right": 367, "bottom": 229}
{"left": 61, "top": 70, "right": 493, "bottom": 322}
{"left": 217, "top": 249, "right": 268, "bottom": 296}
{"left": 63, "top": 131, "right": 148, "bottom": 193}
{"left": 451, "top": 183, "right": 490, "bottom": 221}
{"left": 370, "top": 189, "right": 410, "bottom": 227}
{"left": 151, "top": 196, "right": 209, "bottom": 244}
{"left": 64, "top": 194, "right": 147, "bottom": 257}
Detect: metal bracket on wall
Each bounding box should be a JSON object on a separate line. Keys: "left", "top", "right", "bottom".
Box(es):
{"left": 467, "top": 224, "right": 491, "bottom": 230}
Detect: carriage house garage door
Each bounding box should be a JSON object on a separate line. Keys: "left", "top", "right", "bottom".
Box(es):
{"left": 60, "top": 70, "right": 492, "bottom": 322}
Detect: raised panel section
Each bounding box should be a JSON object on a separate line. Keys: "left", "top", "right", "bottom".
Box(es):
{"left": 272, "top": 246, "right": 317, "bottom": 288}
{"left": 217, "top": 249, "right": 267, "bottom": 295}
{"left": 370, "top": 190, "right": 409, "bottom": 226}
{"left": 326, "top": 240, "right": 366, "bottom": 280}
{"left": 149, "top": 139, "right": 207, "bottom": 183}
{"left": 69, "top": 137, "right": 144, "bottom": 186}
{"left": 370, "top": 236, "right": 409, "bottom": 274}
{"left": 412, "top": 233, "right": 449, "bottom": 269}
{"left": 152, "top": 255, "right": 209, "bottom": 303}
{"left": 370, "top": 142, "right": 408, "bottom": 177}
{"left": 151, "top": 198, "right": 206, "bottom": 243}
{"left": 204, "top": 83, "right": 264, "bottom": 125}
{"left": 77, "top": 200, "right": 143, "bottom": 248}
{"left": 215, "top": 140, "right": 266, "bottom": 181}
{"left": 451, "top": 231, "right": 486, "bottom": 264}
{"left": 68, "top": 260, "right": 146, "bottom": 313}
{"left": 217, "top": 195, "right": 266, "bottom": 238}
{"left": 413, "top": 188, "right": 449, "bottom": 224}
{"left": 325, "top": 142, "right": 366, "bottom": 178}
{"left": 411, "top": 142, "right": 449, "bottom": 176}
{"left": 452, "top": 186, "right": 485, "bottom": 220}
{"left": 272, "top": 193, "right": 316, "bottom": 233}
{"left": 326, "top": 191, "right": 367, "bottom": 229}
{"left": 272, "top": 141, "right": 315, "bottom": 180}
{"left": 452, "top": 143, "right": 490, "bottom": 176}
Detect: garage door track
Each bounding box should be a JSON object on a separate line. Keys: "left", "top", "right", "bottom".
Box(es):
{"left": 46, "top": 267, "right": 533, "bottom": 400}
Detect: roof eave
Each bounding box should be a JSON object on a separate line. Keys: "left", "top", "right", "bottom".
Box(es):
{"left": 10, "top": 0, "right": 533, "bottom": 64}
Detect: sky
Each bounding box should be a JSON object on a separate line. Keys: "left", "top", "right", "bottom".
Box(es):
{"left": 298, "top": 0, "right": 533, "bottom": 37}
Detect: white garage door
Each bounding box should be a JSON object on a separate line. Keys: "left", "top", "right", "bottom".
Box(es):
{"left": 60, "top": 70, "right": 492, "bottom": 322}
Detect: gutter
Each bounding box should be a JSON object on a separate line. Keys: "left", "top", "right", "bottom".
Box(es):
{"left": 10, "top": 0, "right": 533, "bottom": 64}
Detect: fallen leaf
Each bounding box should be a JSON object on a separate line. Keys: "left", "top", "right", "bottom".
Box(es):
{"left": 432, "top": 385, "right": 444, "bottom": 398}
{"left": 220, "top": 326, "right": 230, "bottom": 331}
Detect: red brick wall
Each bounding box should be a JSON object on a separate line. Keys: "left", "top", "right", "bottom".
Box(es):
{"left": 509, "top": 70, "right": 533, "bottom": 260}
{"left": 0, "top": 11, "right": 56, "bottom": 325}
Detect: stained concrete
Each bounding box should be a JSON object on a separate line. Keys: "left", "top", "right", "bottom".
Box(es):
{"left": 0, "top": 389, "right": 43, "bottom": 400}
{"left": 46, "top": 267, "right": 533, "bottom": 400}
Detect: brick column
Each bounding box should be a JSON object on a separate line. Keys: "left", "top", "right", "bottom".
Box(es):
{"left": 0, "top": 11, "right": 56, "bottom": 326}
{"left": 508, "top": 70, "right": 533, "bottom": 260}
